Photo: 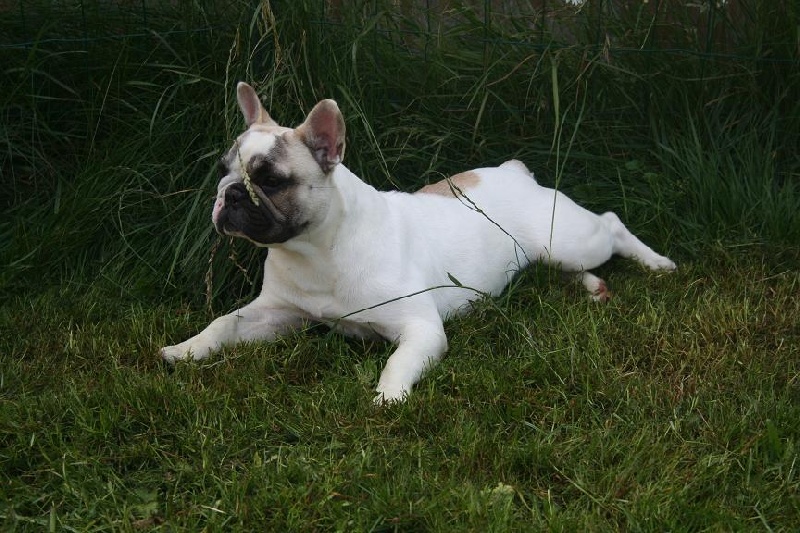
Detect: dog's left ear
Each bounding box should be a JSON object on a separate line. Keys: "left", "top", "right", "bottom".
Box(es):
{"left": 296, "top": 99, "right": 346, "bottom": 174}
{"left": 237, "top": 82, "right": 279, "bottom": 127}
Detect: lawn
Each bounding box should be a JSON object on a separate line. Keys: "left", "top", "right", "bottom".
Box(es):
{"left": 1, "top": 0, "right": 798, "bottom": 530}
{"left": 2, "top": 246, "right": 798, "bottom": 529}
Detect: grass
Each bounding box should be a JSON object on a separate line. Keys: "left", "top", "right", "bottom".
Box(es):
{"left": 2, "top": 0, "right": 799, "bottom": 530}
{"left": 2, "top": 248, "right": 798, "bottom": 529}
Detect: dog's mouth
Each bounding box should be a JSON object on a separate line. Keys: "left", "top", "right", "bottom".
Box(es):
{"left": 212, "top": 182, "right": 304, "bottom": 246}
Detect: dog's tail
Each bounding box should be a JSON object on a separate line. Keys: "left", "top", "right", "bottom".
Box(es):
{"left": 499, "top": 159, "right": 536, "bottom": 183}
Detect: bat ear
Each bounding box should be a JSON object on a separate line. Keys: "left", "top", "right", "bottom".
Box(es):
{"left": 236, "top": 82, "right": 279, "bottom": 127}
{"left": 296, "top": 99, "right": 346, "bottom": 174}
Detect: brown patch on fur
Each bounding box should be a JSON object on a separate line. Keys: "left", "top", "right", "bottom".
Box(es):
{"left": 417, "top": 171, "right": 481, "bottom": 197}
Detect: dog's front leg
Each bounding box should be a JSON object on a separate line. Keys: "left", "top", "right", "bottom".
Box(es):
{"left": 161, "top": 297, "right": 305, "bottom": 363}
{"left": 374, "top": 318, "right": 448, "bottom": 404}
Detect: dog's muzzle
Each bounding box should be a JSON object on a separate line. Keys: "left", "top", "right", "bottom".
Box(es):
{"left": 212, "top": 184, "right": 251, "bottom": 234}
{"left": 211, "top": 181, "right": 303, "bottom": 246}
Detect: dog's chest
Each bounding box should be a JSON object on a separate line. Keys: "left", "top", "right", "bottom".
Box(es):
{"left": 263, "top": 251, "right": 368, "bottom": 319}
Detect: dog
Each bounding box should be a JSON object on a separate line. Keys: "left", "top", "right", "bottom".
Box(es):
{"left": 161, "top": 82, "right": 676, "bottom": 403}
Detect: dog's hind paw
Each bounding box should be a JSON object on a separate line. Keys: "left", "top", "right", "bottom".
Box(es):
{"left": 645, "top": 255, "right": 677, "bottom": 272}
{"left": 578, "top": 272, "right": 612, "bottom": 302}
{"left": 590, "top": 281, "right": 612, "bottom": 303}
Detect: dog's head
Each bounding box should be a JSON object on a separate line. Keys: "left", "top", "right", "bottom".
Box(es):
{"left": 212, "top": 82, "right": 346, "bottom": 246}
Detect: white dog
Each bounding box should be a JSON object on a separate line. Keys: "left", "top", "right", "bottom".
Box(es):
{"left": 162, "top": 82, "right": 676, "bottom": 403}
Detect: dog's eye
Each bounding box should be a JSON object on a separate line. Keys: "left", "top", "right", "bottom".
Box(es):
{"left": 251, "top": 164, "right": 287, "bottom": 189}
{"left": 254, "top": 171, "right": 280, "bottom": 187}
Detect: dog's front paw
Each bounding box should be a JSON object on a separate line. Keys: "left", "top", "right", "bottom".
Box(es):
{"left": 160, "top": 342, "right": 209, "bottom": 364}
{"left": 160, "top": 345, "right": 189, "bottom": 364}
{"left": 373, "top": 384, "right": 410, "bottom": 405}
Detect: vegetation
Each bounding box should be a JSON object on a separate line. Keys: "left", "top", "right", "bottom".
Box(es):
{"left": 1, "top": 0, "right": 798, "bottom": 529}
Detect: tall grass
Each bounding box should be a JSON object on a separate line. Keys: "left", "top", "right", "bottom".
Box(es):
{"left": 1, "top": 0, "right": 798, "bottom": 304}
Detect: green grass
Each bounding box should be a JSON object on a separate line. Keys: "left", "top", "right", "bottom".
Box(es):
{"left": 2, "top": 248, "right": 798, "bottom": 530}
{"left": 1, "top": 0, "right": 799, "bottom": 530}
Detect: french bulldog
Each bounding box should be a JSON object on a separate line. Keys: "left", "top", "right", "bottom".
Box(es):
{"left": 161, "top": 82, "right": 676, "bottom": 403}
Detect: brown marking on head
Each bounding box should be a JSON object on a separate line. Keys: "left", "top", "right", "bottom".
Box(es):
{"left": 417, "top": 171, "right": 481, "bottom": 197}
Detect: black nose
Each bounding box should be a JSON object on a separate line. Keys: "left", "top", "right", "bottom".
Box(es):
{"left": 225, "top": 185, "right": 248, "bottom": 206}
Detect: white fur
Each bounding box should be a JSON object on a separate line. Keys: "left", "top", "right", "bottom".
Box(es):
{"left": 162, "top": 92, "right": 675, "bottom": 404}
{"left": 163, "top": 159, "right": 675, "bottom": 402}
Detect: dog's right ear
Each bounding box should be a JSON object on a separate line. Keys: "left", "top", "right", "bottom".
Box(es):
{"left": 296, "top": 99, "right": 346, "bottom": 174}
{"left": 236, "top": 82, "right": 278, "bottom": 127}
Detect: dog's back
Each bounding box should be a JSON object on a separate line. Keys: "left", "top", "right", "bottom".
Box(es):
{"left": 402, "top": 159, "right": 620, "bottom": 307}
{"left": 381, "top": 161, "right": 546, "bottom": 315}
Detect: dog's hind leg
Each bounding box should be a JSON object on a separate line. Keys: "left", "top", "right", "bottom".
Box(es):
{"left": 601, "top": 212, "right": 676, "bottom": 271}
